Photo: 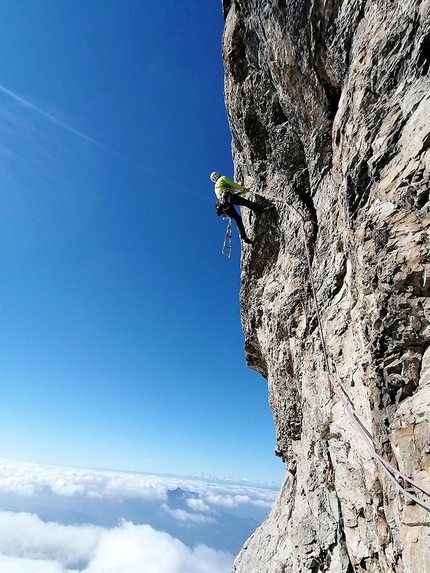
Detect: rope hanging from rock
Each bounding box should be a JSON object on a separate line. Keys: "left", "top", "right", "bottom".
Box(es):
{"left": 330, "top": 371, "right": 430, "bottom": 512}
{"left": 258, "top": 189, "right": 430, "bottom": 511}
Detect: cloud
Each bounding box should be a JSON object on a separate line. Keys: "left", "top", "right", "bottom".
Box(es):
{"left": 202, "top": 491, "right": 274, "bottom": 509}
{"left": 0, "top": 510, "right": 100, "bottom": 566}
{"left": 0, "top": 510, "right": 233, "bottom": 573}
{"left": 0, "top": 555, "right": 67, "bottom": 573}
{"left": 186, "top": 498, "right": 211, "bottom": 512}
{"left": 0, "top": 459, "right": 174, "bottom": 501}
{"left": 0, "top": 458, "right": 278, "bottom": 511}
{"left": 161, "top": 504, "right": 216, "bottom": 524}
{"left": 0, "top": 83, "right": 133, "bottom": 163}
{"left": 0, "top": 458, "right": 278, "bottom": 562}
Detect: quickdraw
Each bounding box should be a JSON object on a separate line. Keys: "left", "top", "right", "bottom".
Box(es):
{"left": 222, "top": 217, "right": 233, "bottom": 259}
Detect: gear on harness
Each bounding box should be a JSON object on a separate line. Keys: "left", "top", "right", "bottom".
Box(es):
{"left": 215, "top": 189, "right": 231, "bottom": 217}
{"left": 222, "top": 217, "right": 233, "bottom": 258}
{"left": 215, "top": 190, "right": 231, "bottom": 217}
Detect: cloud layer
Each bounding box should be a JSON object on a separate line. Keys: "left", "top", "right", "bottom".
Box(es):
{"left": 0, "top": 459, "right": 280, "bottom": 572}
{"left": 0, "top": 458, "right": 277, "bottom": 510}
{"left": 0, "top": 510, "right": 233, "bottom": 573}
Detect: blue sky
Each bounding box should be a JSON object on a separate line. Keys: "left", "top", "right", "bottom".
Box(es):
{"left": 0, "top": 0, "right": 284, "bottom": 484}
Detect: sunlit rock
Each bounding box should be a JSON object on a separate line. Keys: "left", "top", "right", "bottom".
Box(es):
{"left": 221, "top": 1, "right": 430, "bottom": 571}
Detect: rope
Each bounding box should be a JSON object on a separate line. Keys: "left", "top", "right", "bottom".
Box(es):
{"left": 296, "top": 212, "right": 333, "bottom": 396}
{"left": 259, "top": 190, "right": 334, "bottom": 392}
{"left": 330, "top": 373, "right": 430, "bottom": 510}
{"left": 258, "top": 189, "right": 430, "bottom": 510}
{"left": 377, "top": 452, "right": 430, "bottom": 513}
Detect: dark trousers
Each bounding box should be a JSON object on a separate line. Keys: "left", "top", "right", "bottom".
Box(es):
{"left": 229, "top": 193, "right": 263, "bottom": 211}
{"left": 223, "top": 193, "right": 262, "bottom": 241}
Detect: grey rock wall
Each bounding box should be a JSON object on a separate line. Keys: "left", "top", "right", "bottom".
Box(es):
{"left": 221, "top": 1, "right": 430, "bottom": 571}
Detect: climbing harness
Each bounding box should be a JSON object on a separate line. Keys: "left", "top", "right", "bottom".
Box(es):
{"left": 258, "top": 189, "right": 430, "bottom": 511}
{"left": 222, "top": 217, "right": 233, "bottom": 259}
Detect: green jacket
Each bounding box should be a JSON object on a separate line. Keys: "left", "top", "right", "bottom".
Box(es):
{"left": 214, "top": 176, "right": 245, "bottom": 199}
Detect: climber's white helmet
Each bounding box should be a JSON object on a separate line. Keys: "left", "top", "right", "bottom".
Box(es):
{"left": 210, "top": 171, "right": 221, "bottom": 183}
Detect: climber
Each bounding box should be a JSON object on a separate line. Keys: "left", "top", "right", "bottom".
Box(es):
{"left": 210, "top": 172, "right": 271, "bottom": 244}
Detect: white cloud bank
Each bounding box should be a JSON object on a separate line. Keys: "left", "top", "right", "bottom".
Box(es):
{"left": 0, "top": 510, "right": 233, "bottom": 573}
{"left": 0, "top": 458, "right": 279, "bottom": 572}
{"left": 186, "top": 498, "right": 211, "bottom": 512}
{"left": 0, "top": 458, "right": 277, "bottom": 511}
{"left": 161, "top": 504, "right": 216, "bottom": 524}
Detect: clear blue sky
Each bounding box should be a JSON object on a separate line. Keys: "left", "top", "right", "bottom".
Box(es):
{"left": 0, "top": 0, "right": 284, "bottom": 483}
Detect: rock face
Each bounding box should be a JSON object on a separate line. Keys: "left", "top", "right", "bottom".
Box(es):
{"left": 221, "top": 1, "right": 430, "bottom": 571}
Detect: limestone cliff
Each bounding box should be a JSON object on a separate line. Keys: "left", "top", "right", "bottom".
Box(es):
{"left": 221, "top": 1, "right": 430, "bottom": 571}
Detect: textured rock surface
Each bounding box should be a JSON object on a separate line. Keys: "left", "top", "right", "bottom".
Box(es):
{"left": 221, "top": 0, "right": 430, "bottom": 571}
